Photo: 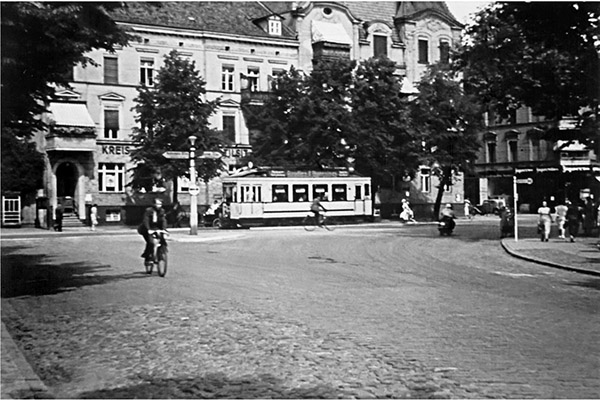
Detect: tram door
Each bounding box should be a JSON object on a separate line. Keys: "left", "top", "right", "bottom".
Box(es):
{"left": 354, "top": 184, "right": 365, "bottom": 215}
{"left": 240, "top": 185, "right": 263, "bottom": 217}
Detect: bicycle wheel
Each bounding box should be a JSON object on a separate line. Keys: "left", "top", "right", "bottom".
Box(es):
{"left": 156, "top": 246, "right": 168, "bottom": 277}
{"left": 303, "top": 215, "right": 316, "bottom": 231}
{"left": 322, "top": 216, "right": 335, "bottom": 231}
{"left": 144, "top": 259, "right": 153, "bottom": 274}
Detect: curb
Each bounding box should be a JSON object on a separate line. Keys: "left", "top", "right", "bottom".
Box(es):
{"left": 1, "top": 304, "right": 54, "bottom": 399}
{"left": 500, "top": 239, "right": 600, "bottom": 277}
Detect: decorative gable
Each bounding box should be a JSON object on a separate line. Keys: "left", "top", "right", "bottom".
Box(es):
{"left": 99, "top": 92, "right": 126, "bottom": 102}
{"left": 54, "top": 89, "right": 82, "bottom": 100}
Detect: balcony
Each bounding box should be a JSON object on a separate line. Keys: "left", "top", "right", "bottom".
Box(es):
{"left": 241, "top": 89, "right": 272, "bottom": 106}
{"left": 45, "top": 127, "right": 97, "bottom": 152}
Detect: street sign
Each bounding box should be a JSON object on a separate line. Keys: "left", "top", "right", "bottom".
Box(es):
{"left": 515, "top": 178, "right": 533, "bottom": 185}
{"left": 198, "top": 151, "right": 223, "bottom": 159}
{"left": 188, "top": 186, "right": 200, "bottom": 196}
{"left": 163, "top": 151, "right": 189, "bottom": 160}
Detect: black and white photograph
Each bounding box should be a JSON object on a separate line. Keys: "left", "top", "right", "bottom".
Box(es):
{"left": 1, "top": 1, "right": 599, "bottom": 398}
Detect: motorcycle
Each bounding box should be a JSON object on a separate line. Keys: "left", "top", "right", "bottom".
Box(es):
{"left": 438, "top": 215, "right": 455, "bottom": 236}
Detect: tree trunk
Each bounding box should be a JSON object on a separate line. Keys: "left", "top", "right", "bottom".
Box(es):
{"left": 432, "top": 166, "right": 452, "bottom": 221}
{"left": 172, "top": 178, "right": 178, "bottom": 205}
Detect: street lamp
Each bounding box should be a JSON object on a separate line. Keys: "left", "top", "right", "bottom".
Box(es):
{"left": 188, "top": 135, "right": 198, "bottom": 235}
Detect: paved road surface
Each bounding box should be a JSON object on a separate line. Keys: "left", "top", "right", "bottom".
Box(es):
{"left": 2, "top": 220, "right": 599, "bottom": 398}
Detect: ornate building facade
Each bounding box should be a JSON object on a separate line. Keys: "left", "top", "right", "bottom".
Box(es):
{"left": 31, "top": 2, "right": 464, "bottom": 225}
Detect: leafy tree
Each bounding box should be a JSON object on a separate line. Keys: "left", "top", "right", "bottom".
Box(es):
{"left": 1, "top": 2, "right": 131, "bottom": 129}
{"left": 411, "top": 64, "right": 483, "bottom": 219}
{"left": 130, "top": 50, "right": 221, "bottom": 204}
{"left": 350, "top": 57, "right": 420, "bottom": 189}
{"left": 245, "top": 59, "right": 357, "bottom": 170}
{"left": 455, "top": 2, "right": 599, "bottom": 120}
{"left": 1, "top": 2, "right": 130, "bottom": 195}
{"left": 1, "top": 128, "right": 45, "bottom": 195}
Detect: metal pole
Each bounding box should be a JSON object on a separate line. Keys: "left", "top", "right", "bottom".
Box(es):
{"left": 189, "top": 137, "right": 198, "bottom": 236}
{"left": 513, "top": 175, "right": 518, "bottom": 242}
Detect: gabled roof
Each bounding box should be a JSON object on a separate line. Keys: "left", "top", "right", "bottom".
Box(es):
{"left": 110, "top": 2, "right": 296, "bottom": 39}
{"left": 395, "top": 1, "right": 462, "bottom": 27}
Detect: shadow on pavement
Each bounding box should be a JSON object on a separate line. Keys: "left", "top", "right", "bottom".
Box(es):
{"left": 1, "top": 245, "right": 149, "bottom": 298}
{"left": 78, "top": 372, "right": 342, "bottom": 399}
{"left": 565, "top": 277, "right": 600, "bottom": 291}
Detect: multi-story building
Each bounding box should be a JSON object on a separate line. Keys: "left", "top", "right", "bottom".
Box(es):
{"left": 30, "top": 1, "right": 464, "bottom": 226}
{"left": 468, "top": 108, "right": 600, "bottom": 212}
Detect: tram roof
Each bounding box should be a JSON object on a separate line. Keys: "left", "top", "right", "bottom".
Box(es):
{"left": 226, "top": 167, "right": 365, "bottom": 179}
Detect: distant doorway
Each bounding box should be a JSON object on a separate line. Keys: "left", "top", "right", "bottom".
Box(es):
{"left": 56, "top": 162, "right": 78, "bottom": 215}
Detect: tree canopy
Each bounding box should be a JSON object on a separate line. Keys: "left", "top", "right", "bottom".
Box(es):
{"left": 455, "top": 1, "right": 599, "bottom": 120}
{"left": 411, "top": 64, "right": 483, "bottom": 218}
{"left": 1, "top": 2, "right": 131, "bottom": 130}
{"left": 243, "top": 57, "right": 421, "bottom": 189}
{"left": 129, "top": 50, "right": 222, "bottom": 202}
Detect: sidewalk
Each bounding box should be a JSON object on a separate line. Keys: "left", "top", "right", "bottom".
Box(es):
{"left": 501, "top": 236, "right": 600, "bottom": 276}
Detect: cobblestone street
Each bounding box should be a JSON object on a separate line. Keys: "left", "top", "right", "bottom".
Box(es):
{"left": 2, "top": 220, "right": 599, "bottom": 398}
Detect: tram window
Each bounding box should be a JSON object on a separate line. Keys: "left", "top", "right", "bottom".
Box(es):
{"left": 272, "top": 185, "right": 288, "bottom": 202}
{"left": 364, "top": 184, "right": 371, "bottom": 197}
{"left": 313, "top": 184, "right": 328, "bottom": 201}
{"left": 355, "top": 185, "right": 362, "bottom": 200}
{"left": 332, "top": 184, "right": 347, "bottom": 201}
{"left": 292, "top": 185, "right": 309, "bottom": 202}
{"left": 253, "top": 186, "right": 262, "bottom": 202}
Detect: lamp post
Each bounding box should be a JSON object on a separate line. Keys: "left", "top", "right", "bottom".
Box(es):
{"left": 188, "top": 135, "right": 198, "bottom": 235}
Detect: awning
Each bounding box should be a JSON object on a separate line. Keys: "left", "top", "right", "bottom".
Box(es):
{"left": 554, "top": 140, "right": 588, "bottom": 152}
{"left": 48, "top": 102, "right": 95, "bottom": 128}
{"left": 311, "top": 20, "right": 352, "bottom": 45}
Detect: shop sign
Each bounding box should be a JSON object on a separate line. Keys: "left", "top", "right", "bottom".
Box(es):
{"left": 224, "top": 147, "right": 252, "bottom": 158}
{"left": 102, "top": 145, "right": 131, "bottom": 155}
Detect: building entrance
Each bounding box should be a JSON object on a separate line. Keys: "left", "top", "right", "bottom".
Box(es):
{"left": 56, "top": 161, "right": 78, "bottom": 215}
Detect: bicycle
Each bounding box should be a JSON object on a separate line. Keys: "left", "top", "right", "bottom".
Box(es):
{"left": 303, "top": 212, "right": 335, "bottom": 231}
{"left": 144, "top": 230, "right": 169, "bottom": 277}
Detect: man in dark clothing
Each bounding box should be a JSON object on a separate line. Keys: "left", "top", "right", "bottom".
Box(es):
{"left": 566, "top": 200, "right": 582, "bottom": 242}
{"left": 138, "top": 198, "right": 168, "bottom": 261}
{"left": 54, "top": 203, "right": 63, "bottom": 232}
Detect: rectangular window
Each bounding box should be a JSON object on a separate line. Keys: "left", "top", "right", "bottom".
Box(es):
{"left": 508, "top": 140, "right": 518, "bottom": 162}
{"left": 270, "top": 69, "right": 286, "bottom": 90}
{"left": 104, "top": 110, "right": 119, "bottom": 139}
{"left": 332, "top": 184, "right": 347, "bottom": 201}
{"left": 293, "top": 185, "right": 309, "bottom": 202}
{"left": 439, "top": 41, "right": 450, "bottom": 64}
{"left": 104, "top": 57, "right": 118, "bottom": 84}
{"left": 374, "top": 35, "right": 388, "bottom": 58}
{"left": 221, "top": 65, "right": 234, "bottom": 91}
{"left": 98, "top": 163, "right": 125, "bottom": 192}
{"left": 530, "top": 139, "right": 540, "bottom": 161}
{"left": 222, "top": 115, "right": 236, "bottom": 143}
{"left": 247, "top": 67, "right": 259, "bottom": 92}
{"left": 418, "top": 40, "right": 429, "bottom": 64}
{"left": 268, "top": 19, "right": 282, "bottom": 36}
{"left": 364, "top": 184, "right": 370, "bottom": 197}
{"left": 487, "top": 142, "right": 497, "bottom": 163}
{"left": 312, "top": 184, "right": 328, "bottom": 201}
{"left": 140, "top": 58, "right": 154, "bottom": 86}
{"left": 105, "top": 209, "right": 121, "bottom": 222}
{"left": 420, "top": 168, "right": 431, "bottom": 193}
{"left": 272, "top": 185, "right": 289, "bottom": 202}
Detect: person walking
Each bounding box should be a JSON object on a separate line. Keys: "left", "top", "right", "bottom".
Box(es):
{"left": 565, "top": 200, "right": 582, "bottom": 243}
{"left": 464, "top": 199, "right": 472, "bottom": 220}
{"left": 499, "top": 206, "right": 513, "bottom": 238}
{"left": 400, "top": 199, "right": 416, "bottom": 222}
{"left": 554, "top": 200, "right": 568, "bottom": 239}
{"left": 583, "top": 197, "right": 595, "bottom": 236}
{"left": 537, "top": 201, "right": 552, "bottom": 242}
{"left": 90, "top": 204, "right": 98, "bottom": 231}
{"left": 54, "top": 202, "right": 63, "bottom": 232}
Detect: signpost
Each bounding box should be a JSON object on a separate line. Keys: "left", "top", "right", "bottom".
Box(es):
{"left": 162, "top": 146, "right": 223, "bottom": 236}
{"left": 198, "top": 151, "right": 223, "bottom": 159}
{"left": 162, "top": 151, "right": 189, "bottom": 160}
{"left": 513, "top": 176, "right": 534, "bottom": 241}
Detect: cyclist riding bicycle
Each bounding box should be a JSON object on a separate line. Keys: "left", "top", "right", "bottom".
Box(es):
{"left": 138, "top": 198, "right": 168, "bottom": 262}
{"left": 311, "top": 195, "right": 327, "bottom": 225}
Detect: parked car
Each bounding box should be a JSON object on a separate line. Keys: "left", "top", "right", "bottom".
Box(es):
{"left": 201, "top": 203, "right": 222, "bottom": 227}
{"left": 478, "top": 198, "right": 506, "bottom": 215}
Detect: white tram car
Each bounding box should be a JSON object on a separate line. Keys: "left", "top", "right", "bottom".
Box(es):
{"left": 221, "top": 167, "right": 373, "bottom": 227}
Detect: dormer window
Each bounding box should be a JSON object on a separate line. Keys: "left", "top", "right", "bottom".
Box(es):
{"left": 268, "top": 18, "right": 282, "bottom": 36}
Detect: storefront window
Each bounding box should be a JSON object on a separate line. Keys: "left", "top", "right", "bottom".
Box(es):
{"left": 98, "top": 163, "right": 125, "bottom": 192}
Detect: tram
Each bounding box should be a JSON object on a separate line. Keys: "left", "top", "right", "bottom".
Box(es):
{"left": 220, "top": 167, "right": 373, "bottom": 227}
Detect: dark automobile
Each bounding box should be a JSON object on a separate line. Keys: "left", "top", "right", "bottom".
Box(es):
{"left": 478, "top": 198, "right": 506, "bottom": 215}
{"left": 201, "top": 204, "right": 222, "bottom": 227}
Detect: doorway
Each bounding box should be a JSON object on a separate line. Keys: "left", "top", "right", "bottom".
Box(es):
{"left": 56, "top": 161, "right": 78, "bottom": 215}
